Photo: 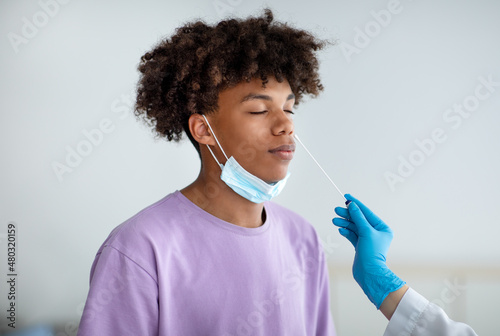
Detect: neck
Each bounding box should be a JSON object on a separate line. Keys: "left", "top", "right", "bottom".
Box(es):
{"left": 181, "top": 167, "right": 265, "bottom": 229}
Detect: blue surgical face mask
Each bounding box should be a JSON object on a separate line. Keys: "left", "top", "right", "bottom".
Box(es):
{"left": 202, "top": 115, "right": 290, "bottom": 203}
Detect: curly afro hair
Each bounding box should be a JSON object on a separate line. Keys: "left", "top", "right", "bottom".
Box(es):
{"left": 135, "top": 8, "right": 327, "bottom": 154}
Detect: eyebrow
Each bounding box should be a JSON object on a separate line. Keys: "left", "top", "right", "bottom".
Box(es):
{"left": 240, "top": 93, "right": 295, "bottom": 103}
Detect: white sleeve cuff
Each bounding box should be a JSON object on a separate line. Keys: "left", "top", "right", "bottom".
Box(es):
{"left": 383, "top": 287, "right": 430, "bottom": 336}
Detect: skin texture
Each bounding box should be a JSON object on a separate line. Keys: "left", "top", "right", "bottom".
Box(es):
{"left": 380, "top": 285, "right": 409, "bottom": 320}
{"left": 181, "top": 77, "right": 295, "bottom": 228}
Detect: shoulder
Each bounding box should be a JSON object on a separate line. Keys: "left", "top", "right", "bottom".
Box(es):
{"left": 94, "top": 191, "right": 190, "bottom": 269}
{"left": 106, "top": 191, "right": 180, "bottom": 239}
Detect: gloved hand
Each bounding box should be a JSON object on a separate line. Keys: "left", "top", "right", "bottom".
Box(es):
{"left": 333, "top": 194, "right": 406, "bottom": 309}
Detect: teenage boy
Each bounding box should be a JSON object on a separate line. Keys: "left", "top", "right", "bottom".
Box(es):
{"left": 78, "top": 9, "right": 336, "bottom": 335}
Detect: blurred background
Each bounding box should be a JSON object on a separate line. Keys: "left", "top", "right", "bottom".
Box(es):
{"left": 1, "top": 0, "right": 499, "bottom": 335}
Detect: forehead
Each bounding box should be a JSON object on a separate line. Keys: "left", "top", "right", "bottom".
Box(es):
{"left": 218, "top": 77, "right": 294, "bottom": 105}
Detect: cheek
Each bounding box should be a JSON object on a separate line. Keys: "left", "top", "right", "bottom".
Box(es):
{"left": 232, "top": 141, "right": 258, "bottom": 161}
{"left": 227, "top": 126, "right": 269, "bottom": 161}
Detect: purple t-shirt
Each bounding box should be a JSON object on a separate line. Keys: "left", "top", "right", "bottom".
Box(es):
{"left": 77, "top": 190, "right": 336, "bottom": 335}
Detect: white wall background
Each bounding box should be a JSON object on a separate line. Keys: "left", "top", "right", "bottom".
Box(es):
{"left": 1, "top": 0, "right": 499, "bottom": 335}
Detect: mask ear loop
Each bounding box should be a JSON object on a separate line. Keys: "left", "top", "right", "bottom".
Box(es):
{"left": 202, "top": 114, "right": 229, "bottom": 168}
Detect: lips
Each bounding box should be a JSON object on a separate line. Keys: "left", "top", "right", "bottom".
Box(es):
{"left": 269, "top": 143, "right": 295, "bottom": 160}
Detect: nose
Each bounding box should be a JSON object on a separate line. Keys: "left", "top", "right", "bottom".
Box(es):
{"left": 271, "top": 110, "right": 294, "bottom": 136}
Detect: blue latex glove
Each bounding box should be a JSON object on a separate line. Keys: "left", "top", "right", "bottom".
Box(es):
{"left": 333, "top": 194, "right": 406, "bottom": 309}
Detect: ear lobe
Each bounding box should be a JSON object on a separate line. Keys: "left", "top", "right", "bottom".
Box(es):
{"left": 188, "top": 113, "right": 214, "bottom": 146}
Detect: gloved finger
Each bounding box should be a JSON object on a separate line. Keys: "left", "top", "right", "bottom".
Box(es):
{"left": 345, "top": 194, "right": 389, "bottom": 232}
{"left": 332, "top": 217, "right": 359, "bottom": 235}
{"left": 338, "top": 227, "right": 358, "bottom": 248}
{"left": 334, "top": 207, "right": 350, "bottom": 220}
{"left": 346, "top": 201, "right": 374, "bottom": 236}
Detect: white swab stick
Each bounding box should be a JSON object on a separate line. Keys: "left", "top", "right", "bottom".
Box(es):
{"left": 294, "top": 134, "right": 348, "bottom": 203}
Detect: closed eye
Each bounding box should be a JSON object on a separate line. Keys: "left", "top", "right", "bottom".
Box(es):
{"left": 249, "top": 111, "right": 268, "bottom": 115}
{"left": 284, "top": 110, "right": 294, "bottom": 114}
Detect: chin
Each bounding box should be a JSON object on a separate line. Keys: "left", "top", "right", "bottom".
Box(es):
{"left": 264, "top": 169, "right": 289, "bottom": 184}
{"left": 249, "top": 158, "right": 290, "bottom": 183}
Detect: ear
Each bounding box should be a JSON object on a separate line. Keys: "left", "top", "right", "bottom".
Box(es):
{"left": 188, "top": 113, "right": 215, "bottom": 146}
